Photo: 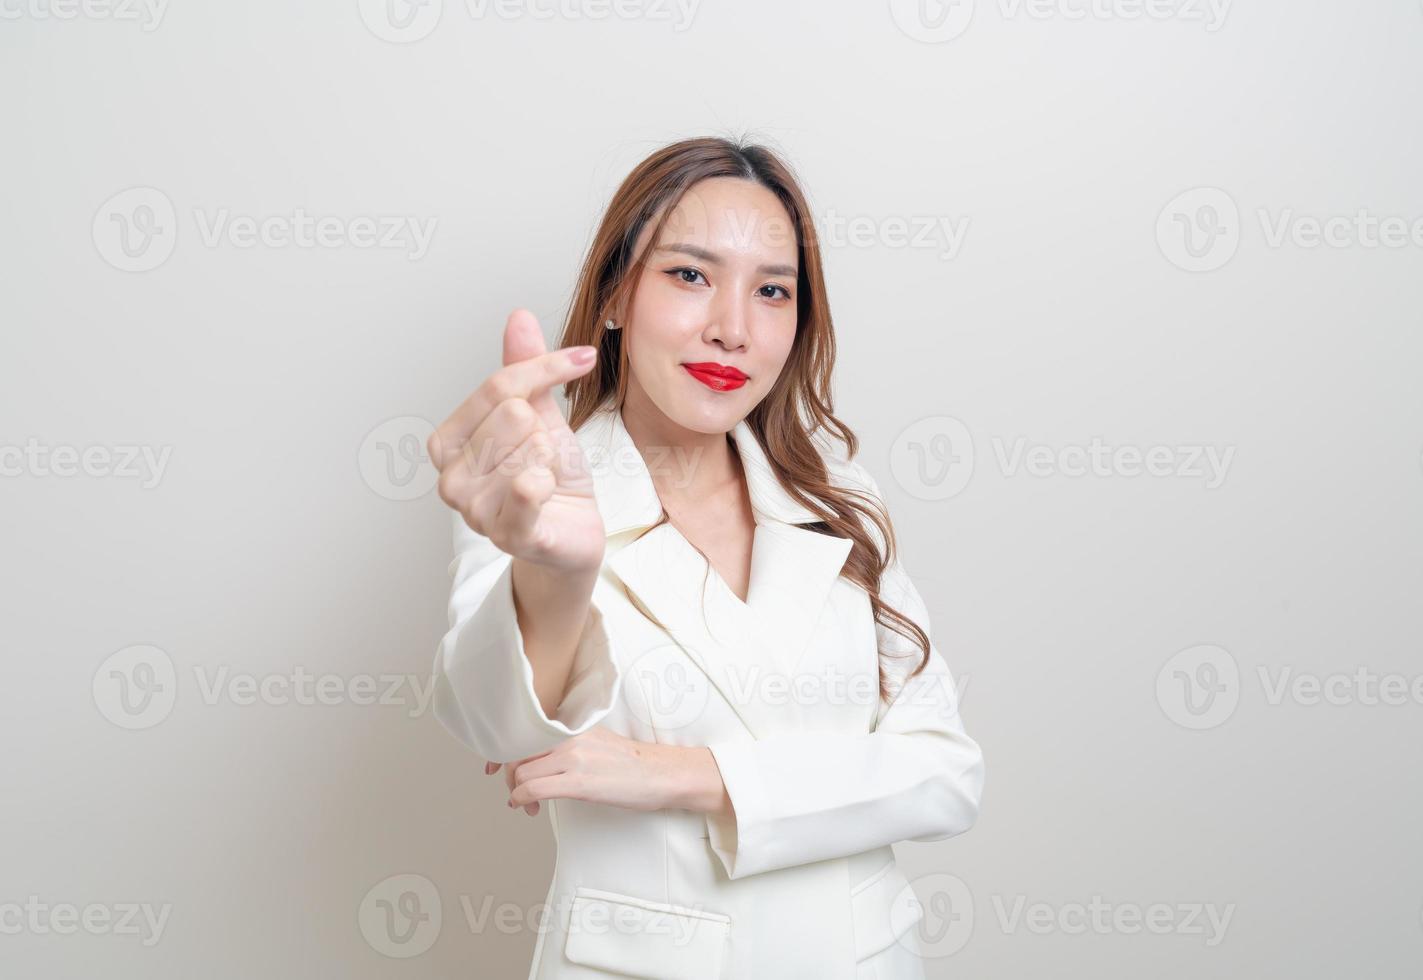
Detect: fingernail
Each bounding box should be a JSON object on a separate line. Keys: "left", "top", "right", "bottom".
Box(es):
{"left": 569, "top": 346, "right": 596, "bottom": 366}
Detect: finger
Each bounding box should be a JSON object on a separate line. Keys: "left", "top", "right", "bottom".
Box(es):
{"left": 509, "top": 773, "right": 580, "bottom": 808}
{"left": 429, "top": 323, "right": 596, "bottom": 469}
{"left": 509, "top": 752, "right": 571, "bottom": 789}
{"left": 429, "top": 346, "right": 592, "bottom": 472}
{"left": 436, "top": 400, "right": 544, "bottom": 521}
{"left": 502, "top": 307, "right": 548, "bottom": 367}
{"left": 486, "top": 453, "right": 558, "bottom": 555}
{"left": 502, "top": 762, "right": 533, "bottom": 813}
{"left": 485, "top": 762, "right": 500, "bottom": 775}
{"left": 503, "top": 309, "right": 580, "bottom": 434}
{"left": 506, "top": 750, "right": 554, "bottom": 816}
{"left": 452, "top": 422, "right": 559, "bottom": 544}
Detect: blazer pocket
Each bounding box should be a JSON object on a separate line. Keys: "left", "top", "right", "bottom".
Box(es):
{"left": 850, "top": 859, "right": 925, "bottom": 960}
{"left": 563, "top": 885, "right": 732, "bottom": 980}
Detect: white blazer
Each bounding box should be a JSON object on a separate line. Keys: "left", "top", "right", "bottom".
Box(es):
{"left": 432, "top": 404, "right": 985, "bottom": 980}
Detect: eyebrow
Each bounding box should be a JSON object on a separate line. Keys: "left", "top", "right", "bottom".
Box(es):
{"left": 654, "top": 243, "right": 798, "bottom": 279}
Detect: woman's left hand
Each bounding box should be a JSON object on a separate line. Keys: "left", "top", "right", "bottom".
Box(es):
{"left": 485, "top": 728, "right": 727, "bottom": 816}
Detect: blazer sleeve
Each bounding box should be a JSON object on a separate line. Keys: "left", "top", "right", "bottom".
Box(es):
{"left": 431, "top": 512, "right": 622, "bottom": 763}
{"left": 703, "top": 464, "right": 985, "bottom": 880}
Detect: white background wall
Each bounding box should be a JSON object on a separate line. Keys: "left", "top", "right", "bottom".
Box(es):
{"left": 3, "top": 0, "right": 1421, "bottom": 976}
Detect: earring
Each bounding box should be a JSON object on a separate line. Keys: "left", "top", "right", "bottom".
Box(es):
{"left": 605, "top": 319, "right": 621, "bottom": 331}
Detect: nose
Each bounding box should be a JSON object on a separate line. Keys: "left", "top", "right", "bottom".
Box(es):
{"left": 704, "top": 293, "right": 749, "bottom": 351}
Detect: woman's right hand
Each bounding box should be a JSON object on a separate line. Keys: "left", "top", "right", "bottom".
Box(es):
{"left": 428, "top": 309, "right": 606, "bottom": 575}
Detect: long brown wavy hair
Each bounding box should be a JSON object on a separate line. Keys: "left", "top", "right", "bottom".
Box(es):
{"left": 557, "top": 135, "right": 929, "bottom": 702}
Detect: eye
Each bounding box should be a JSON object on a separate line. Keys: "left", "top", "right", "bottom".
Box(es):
{"left": 759, "top": 283, "right": 793, "bottom": 300}
{"left": 667, "top": 266, "right": 707, "bottom": 286}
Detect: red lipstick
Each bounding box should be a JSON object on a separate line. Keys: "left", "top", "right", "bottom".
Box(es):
{"left": 682, "top": 362, "right": 749, "bottom": 392}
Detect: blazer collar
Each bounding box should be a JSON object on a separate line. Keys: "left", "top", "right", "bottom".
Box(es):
{"left": 572, "top": 402, "right": 858, "bottom": 740}
{"left": 573, "top": 403, "right": 824, "bottom": 536}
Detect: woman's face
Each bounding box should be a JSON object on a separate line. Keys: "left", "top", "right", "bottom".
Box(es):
{"left": 619, "top": 176, "right": 801, "bottom": 436}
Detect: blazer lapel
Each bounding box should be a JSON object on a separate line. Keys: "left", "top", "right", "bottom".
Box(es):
{"left": 575, "top": 405, "right": 854, "bottom": 740}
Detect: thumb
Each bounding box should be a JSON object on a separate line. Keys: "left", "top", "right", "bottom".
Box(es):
{"left": 501, "top": 308, "right": 548, "bottom": 367}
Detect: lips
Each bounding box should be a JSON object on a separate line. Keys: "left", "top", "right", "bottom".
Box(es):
{"left": 682, "top": 362, "right": 749, "bottom": 392}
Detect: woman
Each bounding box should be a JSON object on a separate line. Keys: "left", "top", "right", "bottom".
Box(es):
{"left": 428, "top": 137, "right": 985, "bottom": 980}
